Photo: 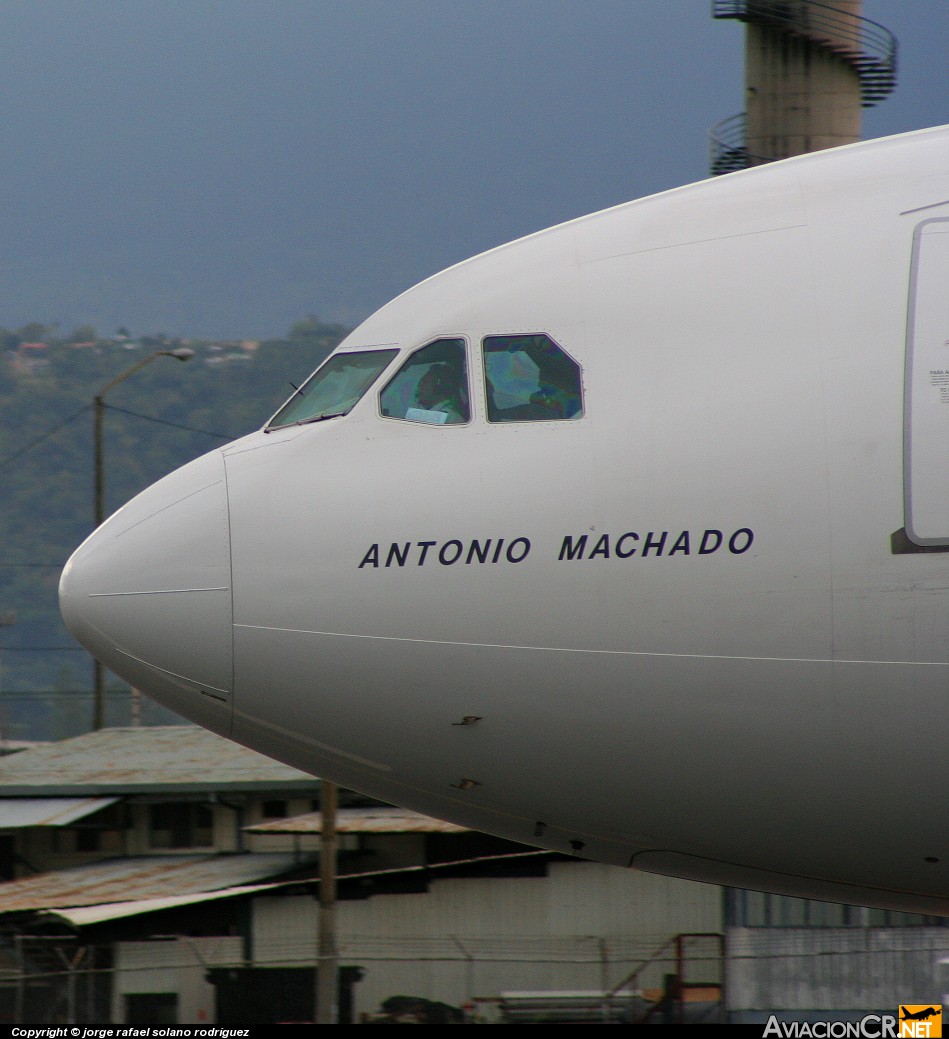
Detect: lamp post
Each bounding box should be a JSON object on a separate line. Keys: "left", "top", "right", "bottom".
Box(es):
{"left": 92, "top": 348, "right": 194, "bottom": 729}
{"left": 0, "top": 612, "right": 16, "bottom": 749}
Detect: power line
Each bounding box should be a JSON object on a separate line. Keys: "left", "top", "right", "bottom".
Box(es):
{"left": 0, "top": 689, "right": 135, "bottom": 698}
{"left": 0, "top": 563, "right": 64, "bottom": 568}
{"left": 0, "top": 399, "right": 238, "bottom": 476}
{"left": 0, "top": 404, "right": 91, "bottom": 471}
{"left": 103, "top": 402, "right": 237, "bottom": 440}
{"left": 2, "top": 647, "right": 85, "bottom": 653}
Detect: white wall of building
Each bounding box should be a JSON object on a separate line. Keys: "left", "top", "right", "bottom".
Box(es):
{"left": 112, "top": 936, "right": 243, "bottom": 1024}
{"left": 727, "top": 928, "right": 949, "bottom": 1013}
{"left": 251, "top": 861, "right": 722, "bottom": 1019}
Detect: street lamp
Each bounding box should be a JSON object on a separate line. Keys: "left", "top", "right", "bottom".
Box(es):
{"left": 92, "top": 348, "right": 194, "bottom": 729}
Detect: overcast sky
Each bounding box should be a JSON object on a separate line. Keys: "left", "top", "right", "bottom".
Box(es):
{"left": 0, "top": 0, "right": 945, "bottom": 340}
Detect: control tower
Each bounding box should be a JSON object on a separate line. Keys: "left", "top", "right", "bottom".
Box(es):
{"left": 709, "top": 0, "right": 897, "bottom": 174}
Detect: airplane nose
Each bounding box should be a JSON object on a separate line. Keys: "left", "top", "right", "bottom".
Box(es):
{"left": 59, "top": 448, "right": 233, "bottom": 734}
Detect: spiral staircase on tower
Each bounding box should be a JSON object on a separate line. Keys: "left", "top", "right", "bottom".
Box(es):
{"left": 709, "top": 0, "right": 897, "bottom": 175}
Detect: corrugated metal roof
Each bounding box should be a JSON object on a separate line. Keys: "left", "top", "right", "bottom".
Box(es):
{"left": 0, "top": 853, "right": 315, "bottom": 913}
{"left": 245, "top": 807, "right": 470, "bottom": 835}
{"left": 38, "top": 850, "right": 555, "bottom": 927}
{"left": 41, "top": 883, "right": 284, "bottom": 927}
{"left": 0, "top": 726, "right": 320, "bottom": 795}
{"left": 0, "top": 797, "right": 119, "bottom": 828}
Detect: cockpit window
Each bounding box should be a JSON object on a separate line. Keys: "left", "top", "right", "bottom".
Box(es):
{"left": 483, "top": 334, "right": 583, "bottom": 422}
{"left": 379, "top": 338, "right": 470, "bottom": 425}
{"left": 267, "top": 349, "right": 397, "bottom": 428}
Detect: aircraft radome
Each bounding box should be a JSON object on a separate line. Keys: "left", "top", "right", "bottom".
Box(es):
{"left": 61, "top": 124, "right": 949, "bottom": 914}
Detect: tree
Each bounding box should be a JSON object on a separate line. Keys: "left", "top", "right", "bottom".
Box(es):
{"left": 68, "top": 324, "right": 98, "bottom": 343}
{"left": 287, "top": 315, "right": 326, "bottom": 342}
{"left": 15, "top": 322, "right": 50, "bottom": 344}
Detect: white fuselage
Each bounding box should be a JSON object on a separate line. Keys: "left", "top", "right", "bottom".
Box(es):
{"left": 61, "top": 125, "right": 949, "bottom": 913}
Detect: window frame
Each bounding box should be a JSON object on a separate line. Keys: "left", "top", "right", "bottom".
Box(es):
{"left": 378, "top": 337, "right": 472, "bottom": 427}
{"left": 481, "top": 332, "right": 584, "bottom": 424}
{"left": 147, "top": 802, "right": 215, "bottom": 850}
{"left": 265, "top": 347, "right": 400, "bottom": 430}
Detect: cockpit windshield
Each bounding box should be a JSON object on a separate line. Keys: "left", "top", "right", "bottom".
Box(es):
{"left": 267, "top": 349, "right": 398, "bottom": 429}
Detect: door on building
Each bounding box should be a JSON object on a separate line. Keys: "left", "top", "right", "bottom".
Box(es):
{"left": 125, "top": 992, "right": 178, "bottom": 1024}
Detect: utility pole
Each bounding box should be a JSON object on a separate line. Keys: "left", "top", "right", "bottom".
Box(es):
{"left": 315, "top": 780, "right": 339, "bottom": 1024}
{"left": 0, "top": 612, "right": 16, "bottom": 749}
{"left": 91, "top": 348, "right": 193, "bottom": 729}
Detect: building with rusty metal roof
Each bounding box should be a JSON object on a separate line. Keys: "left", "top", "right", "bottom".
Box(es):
{"left": 0, "top": 726, "right": 547, "bottom": 1024}
{"left": 0, "top": 728, "right": 732, "bottom": 1027}
{"left": 0, "top": 726, "right": 326, "bottom": 882}
{"left": 245, "top": 806, "right": 470, "bottom": 836}
{"left": 0, "top": 725, "right": 318, "bottom": 795}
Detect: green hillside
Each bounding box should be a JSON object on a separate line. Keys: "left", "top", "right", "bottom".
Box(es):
{"left": 0, "top": 319, "right": 347, "bottom": 737}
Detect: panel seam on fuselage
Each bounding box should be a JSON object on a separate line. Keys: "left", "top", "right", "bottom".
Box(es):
{"left": 232, "top": 625, "right": 949, "bottom": 668}
{"left": 89, "top": 587, "right": 228, "bottom": 596}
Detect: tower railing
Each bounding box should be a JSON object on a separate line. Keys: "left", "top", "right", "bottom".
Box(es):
{"left": 708, "top": 113, "right": 774, "bottom": 174}
{"left": 712, "top": 0, "right": 897, "bottom": 106}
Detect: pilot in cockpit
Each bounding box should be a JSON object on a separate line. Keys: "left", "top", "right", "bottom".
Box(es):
{"left": 413, "top": 364, "right": 467, "bottom": 423}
